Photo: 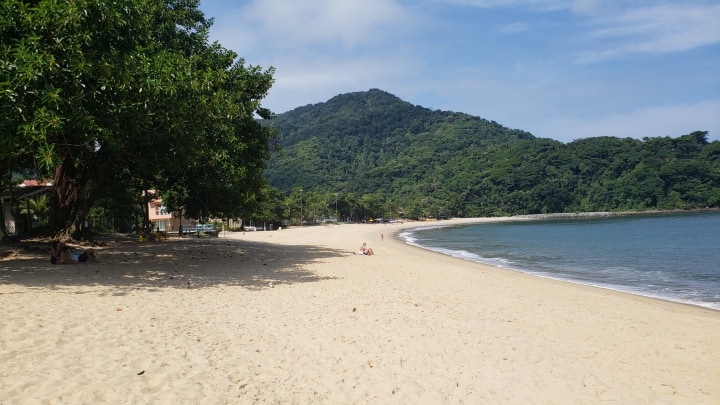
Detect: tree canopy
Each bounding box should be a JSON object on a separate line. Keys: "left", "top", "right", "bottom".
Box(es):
{"left": 1, "top": 0, "right": 275, "bottom": 237}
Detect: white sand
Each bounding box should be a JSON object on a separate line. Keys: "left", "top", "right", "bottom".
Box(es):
{"left": 1, "top": 219, "right": 719, "bottom": 404}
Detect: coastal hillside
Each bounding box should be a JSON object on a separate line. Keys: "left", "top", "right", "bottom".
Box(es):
{"left": 262, "top": 89, "right": 719, "bottom": 218}
{"left": 264, "top": 89, "right": 534, "bottom": 193}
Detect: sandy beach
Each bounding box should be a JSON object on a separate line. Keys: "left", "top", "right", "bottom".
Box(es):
{"left": 1, "top": 218, "right": 719, "bottom": 404}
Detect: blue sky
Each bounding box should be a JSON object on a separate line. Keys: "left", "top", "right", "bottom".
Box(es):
{"left": 200, "top": 0, "right": 720, "bottom": 143}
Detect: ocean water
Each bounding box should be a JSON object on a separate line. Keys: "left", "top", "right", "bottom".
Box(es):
{"left": 400, "top": 212, "right": 720, "bottom": 310}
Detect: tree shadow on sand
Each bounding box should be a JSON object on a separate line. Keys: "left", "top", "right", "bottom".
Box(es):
{"left": 0, "top": 236, "right": 346, "bottom": 292}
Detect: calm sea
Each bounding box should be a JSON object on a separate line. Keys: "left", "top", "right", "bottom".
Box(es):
{"left": 400, "top": 212, "right": 720, "bottom": 310}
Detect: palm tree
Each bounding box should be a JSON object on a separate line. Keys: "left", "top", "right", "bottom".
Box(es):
{"left": 20, "top": 194, "right": 50, "bottom": 226}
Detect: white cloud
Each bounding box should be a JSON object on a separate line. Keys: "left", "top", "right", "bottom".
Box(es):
{"left": 203, "top": 0, "right": 719, "bottom": 143}
{"left": 443, "top": 0, "right": 568, "bottom": 10}
{"left": 577, "top": 3, "right": 720, "bottom": 62}
{"left": 206, "top": 0, "right": 429, "bottom": 113}
{"left": 256, "top": 52, "right": 419, "bottom": 113}
{"left": 439, "top": 0, "right": 720, "bottom": 61}
{"left": 570, "top": 0, "right": 602, "bottom": 15}
{"left": 397, "top": 69, "right": 720, "bottom": 143}
{"left": 496, "top": 22, "right": 529, "bottom": 34}
{"left": 228, "top": 0, "right": 412, "bottom": 49}
{"left": 532, "top": 100, "right": 720, "bottom": 142}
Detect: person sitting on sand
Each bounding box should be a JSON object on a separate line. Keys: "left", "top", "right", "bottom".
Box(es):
{"left": 73, "top": 249, "right": 95, "bottom": 263}
{"left": 353, "top": 242, "right": 374, "bottom": 255}
{"left": 51, "top": 242, "right": 96, "bottom": 264}
{"left": 49, "top": 241, "right": 63, "bottom": 264}
{"left": 65, "top": 246, "right": 96, "bottom": 263}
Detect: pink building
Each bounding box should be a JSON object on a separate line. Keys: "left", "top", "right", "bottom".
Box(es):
{"left": 145, "top": 191, "right": 208, "bottom": 234}
{"left": 146, "top": 193, "right": 174, "bottom": 232}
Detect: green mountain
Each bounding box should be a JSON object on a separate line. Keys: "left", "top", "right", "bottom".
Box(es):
{"left": 262, "top": 89, "right": 719, "bottom": 218}
{"left": 264, "top": 89, "right": 533, "bottom": 190}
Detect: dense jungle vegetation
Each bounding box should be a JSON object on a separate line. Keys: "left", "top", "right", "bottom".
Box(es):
{"left": 263, "top": 89, "right": 719, "bottom": 221}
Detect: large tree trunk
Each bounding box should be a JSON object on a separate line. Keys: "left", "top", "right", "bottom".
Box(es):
{"left": 48, "top": 147, "right": 114, "bottom": 239}
{"left": 49, "top": 155, "right": 82, "bottom": 239}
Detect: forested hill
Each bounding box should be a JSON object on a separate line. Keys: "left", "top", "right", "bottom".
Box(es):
{"left": 263, "top": 88, "right": 534, "bottom": 192}
{"left": 262, "top": 89, "right": 719, "bottom": 218}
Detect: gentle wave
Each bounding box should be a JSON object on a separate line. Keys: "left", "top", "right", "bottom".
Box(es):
{"left": 399, "top": 214, "right": 720, "bottom": 311}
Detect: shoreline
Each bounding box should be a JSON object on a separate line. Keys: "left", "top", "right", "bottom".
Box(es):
{"left": 391, "top": 217, "right": 720, "bottom": 312}
{"left": 2, "top": 219, "right": 719, "bottom": 403}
